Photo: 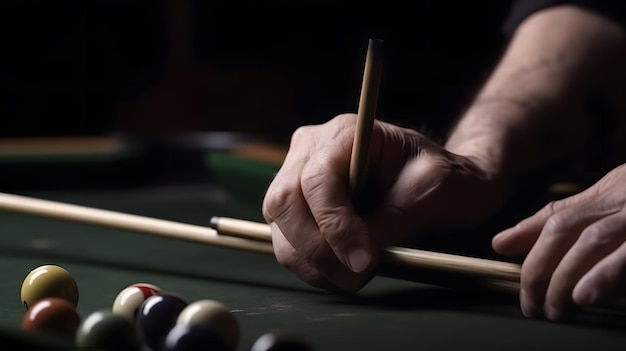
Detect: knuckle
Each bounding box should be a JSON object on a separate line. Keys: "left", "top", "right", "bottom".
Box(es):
{"left": 329, "top": 113, "right": 357, "bottom": 127}
{"left": 262, "top": 186, "right": 298, "bottom": 222}
{"left": 543, "top": 212, "right": 574, "bottom": 237}
{"left": 300, "top": 164, "right": 327, "bottom": 198}
{"left": 541, "top": 200, "right": 562, "bottom": 216}
{"left": 290, "top": 126, "right": 313, "bottom": 146}
{"left": 577, "top": 223, "right": 615, "bottom": 249}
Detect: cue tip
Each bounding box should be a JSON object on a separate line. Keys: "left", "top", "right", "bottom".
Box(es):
{"left": 367, "top": 38, "right": 384, "bottom": 52}
{"left": 209, "top": 216, "right": 219, "bottom": 229}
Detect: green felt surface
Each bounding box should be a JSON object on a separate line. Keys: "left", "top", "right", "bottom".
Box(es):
{"left": 205, "top": 151, "right": 280, "bottom": 207}
{"left": 0, "top": 186, "right": 625, "bottom": 350}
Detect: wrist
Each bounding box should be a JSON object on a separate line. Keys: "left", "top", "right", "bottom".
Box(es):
{"left": 445, "top": 99, "right": 530, "bottom": 182}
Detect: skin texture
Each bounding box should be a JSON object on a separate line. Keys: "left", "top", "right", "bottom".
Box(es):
{"left": 492, "top": 165, "right": 626, "bottom": 320}
{"left": 262, "top": 5, "right": 626, "bottom": 319}
{"left": 263, "top": 115, "right": 507, "bottom": 291}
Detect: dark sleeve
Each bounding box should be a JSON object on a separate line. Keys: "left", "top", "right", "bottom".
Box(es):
{"left": 503, "top": 0, "right": 626, "bottom": 37}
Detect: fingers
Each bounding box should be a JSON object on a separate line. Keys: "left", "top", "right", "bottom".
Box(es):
{"left": 492, "top": 196, "right": 588, "bottom": 257}
{"left": 491, "top": 218, "right": 543, "bottom": 257}
{"left": 542, "top": 211, "right": 625, "bottom": 319}
{"left": 270, "top": 223, "right": 333, "bottom": 290}
{"left": 520, "top": 200, "right": 615, "bottom": 319}
{"left": 263, "top": 115, "right": 373, "bottom": 292}
{"left": 300, "top": 141, "right": 376, "bottom": 273}
{"left": 492, "top": 184, "right": 626, "bottom": 320}
{"left": 572, "top": 215, "right": 626, "bottom": 307}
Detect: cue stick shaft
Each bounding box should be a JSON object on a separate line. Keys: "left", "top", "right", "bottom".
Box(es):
{"left": 349, "top": 38, "right": 384, "bottom": 196}
{"left": 210, "top": 216, "right": 522, "bottom": 283}
{"left": 210, "top": 216, "right": 271, "bottom": 241}
{"left": 0, "top": 191, "right": 521, "bottom": 290}
{"left": 0, "top": 192, "right": 274, "bottom": 255}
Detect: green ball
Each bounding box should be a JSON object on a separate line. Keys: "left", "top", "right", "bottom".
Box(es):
{"left": 75, "top": 309, "right": 141, "bottom": 351}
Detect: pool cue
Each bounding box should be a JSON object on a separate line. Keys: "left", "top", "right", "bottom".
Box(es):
{"left": 349, "top": 38, "right": 384, "bottom": 198}
{"left": 0, "top": 191, "right": 520, "bottom": 284}
{"left": 209, "top": 216, "right": 521, "bottom": 283}
{"left": 0, "top": 192, "right": 274, "bottom": 255}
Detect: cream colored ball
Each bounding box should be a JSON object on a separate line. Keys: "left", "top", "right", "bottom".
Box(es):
{"left": 112, "top": 283, "right": 161, "bottom": 321}
{"left": 176, "top": 299, "right": 239, "bottom": 350}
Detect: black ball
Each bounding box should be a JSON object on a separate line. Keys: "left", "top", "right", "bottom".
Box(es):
{"left": 136, "top": 293, "right": 188, "bottom": 350}
{"left": 160, "top": 324, "right": 229, "bottom": 351}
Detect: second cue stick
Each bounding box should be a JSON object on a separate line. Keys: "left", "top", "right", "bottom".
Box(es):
{"left": 210, "top": 216, "right": 521, "bottom": 284}
{"left": 349, "top": 38, "right": 384, "bottom": 198}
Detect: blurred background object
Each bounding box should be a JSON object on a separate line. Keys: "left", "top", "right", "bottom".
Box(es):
{"left": 0, "top": 0, "right": 512, "bottom": 197}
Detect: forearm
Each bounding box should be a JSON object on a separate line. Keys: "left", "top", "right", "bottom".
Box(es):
{"left": 445, "top": 6, "right": 626, "bottom": 184}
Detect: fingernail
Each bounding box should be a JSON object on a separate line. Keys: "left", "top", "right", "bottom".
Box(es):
{"left": 573, "top": 284, "right": 599, "bottom": 307}
{"left": 520, "top": 290, "right": 540, "bottom": 318}
{"left": 347, "top": 247, "right": 371, "bottom": 273}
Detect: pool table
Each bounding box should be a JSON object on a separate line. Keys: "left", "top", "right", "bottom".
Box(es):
{"left": 1, "top": 183, "right": 626, "bottom": 351}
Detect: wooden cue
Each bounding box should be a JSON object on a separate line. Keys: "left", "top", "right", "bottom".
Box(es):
{"left": 0, "top": 191, "right": 520, "bottom": 284}
{"left": 210, "top": 216, "right": 521, "bottom": 283}
{"left": 349, "top": 38, "right": 384, "bottom": 197}
{"left": 0, "top": 192, "right": 274, "bottom": 255}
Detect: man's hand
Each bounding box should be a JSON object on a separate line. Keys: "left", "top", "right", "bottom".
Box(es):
{"left": 493, "top": 164, "right": 626, "bottom": 320}
{"left": 263, "top": 114, "right": 507, "bottom": 292}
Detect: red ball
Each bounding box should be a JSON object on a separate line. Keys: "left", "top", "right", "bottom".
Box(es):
{"left": 22, "top": 297, "right": 81, "bottom": 339}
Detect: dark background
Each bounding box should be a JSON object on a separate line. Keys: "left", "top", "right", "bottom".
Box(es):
{"left": 0, "top": 0, "right": 514, "bottom": 142}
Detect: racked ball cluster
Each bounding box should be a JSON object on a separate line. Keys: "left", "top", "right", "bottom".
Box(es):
{"left": 20, "top": 264, "right": 313, "bottom": 350}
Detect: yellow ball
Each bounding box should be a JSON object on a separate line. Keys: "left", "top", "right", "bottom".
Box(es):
{"left": 21, "top": 265, "right": 79, "bottom": 310}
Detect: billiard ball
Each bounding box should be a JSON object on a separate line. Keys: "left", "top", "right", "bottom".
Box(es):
{"left": 75, "top": 309, "right": 141, "bottom": 351}
{"left": 160, "top": 324, "right": 228, "bottom": 351}
{"left": 175, "top": 299, "right": 239, "bottom": 351}
{"left": 136, "top": 293, "right": 189, "bottom": 350}
{"left": 130, "top": 282, "right": 161, "bottom": 293}
{"left": 251, "top": 332, "right": 313, "bottom": 351}
{"left": 112, "top": 283, "right": 162, "bottom": 321}
{"left": 21, "top": 264, "right": 79, "bottom": 310}
{"left": 22, "top": 297, "right": 81, "bottom": 340}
